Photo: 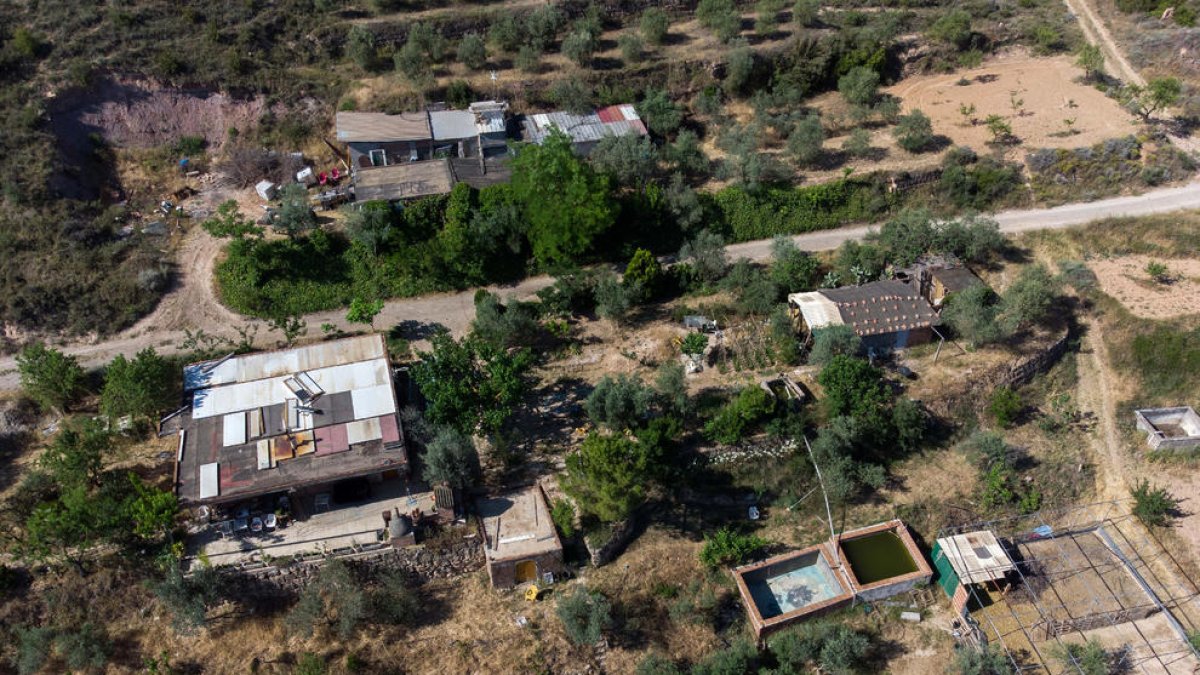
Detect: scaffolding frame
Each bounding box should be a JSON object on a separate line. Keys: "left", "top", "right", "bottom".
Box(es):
{"left": 937, "top": 500, "right": 1200, "bottom": 674}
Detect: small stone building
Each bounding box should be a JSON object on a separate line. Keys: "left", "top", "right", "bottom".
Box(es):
{"left": 476, "top": 486, "right": 564, "bottom": 589}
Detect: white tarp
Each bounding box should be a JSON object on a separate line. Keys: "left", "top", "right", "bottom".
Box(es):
{"left": 199, "top": 462, "right": 220, "bottom": 499}
{"left": 222, "top": 412, "right": 246, "bottom": 447}
{"left": 787, "top": 292, "right": 845, "bottom": 330}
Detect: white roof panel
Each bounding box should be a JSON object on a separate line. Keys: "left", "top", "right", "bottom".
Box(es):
{"left": 193, "top": 358, "right": 391, "bottom": 419}
{"left": 222, "top": 413, "right": 246, "bottom": 447}
{"left": 346, "top": 417, "right": 383, "bottom": 445}
{"left": 430, "top": 110, "right": 478, "bottom": 140}
{"left": 788, "top": 292, "right": 845, "bottom": 330}
{"left": 199, "top": 462, "right": 220, "bottom": 499}
{"left": 185, "top": 335, "right": 385, "bottom": 391}
{"left": 351, "top": 383, "right": 396, "bottom": 420}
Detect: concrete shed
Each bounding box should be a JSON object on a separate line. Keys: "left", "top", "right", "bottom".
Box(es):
{"left": 477, "top": 486, "right": 564, "bottom": 589}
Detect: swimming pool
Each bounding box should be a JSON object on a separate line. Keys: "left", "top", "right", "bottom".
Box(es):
{"left": 745, "top": 551, "right": 844, "bottom": 618}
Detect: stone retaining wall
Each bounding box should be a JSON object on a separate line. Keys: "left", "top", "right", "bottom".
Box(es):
{"left": 219, "top": 537, "right": 484, "bottom": 601}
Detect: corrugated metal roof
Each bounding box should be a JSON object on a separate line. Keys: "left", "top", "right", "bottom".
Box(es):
{"left": 596, "top": 105, "right": 623, "bottom": 123}
{"left": 476, "top": 110, "right": 506, "bottom": 134}
{"left": 429, "top": 110, "right": 478, "bottom": 140}
{"left": 185, "top": 335, "right": 386, "bottom": 391}
{"left": 336, "top": 111, "right": 432, "bottom": 143}
{"left": 193, "top": 357, "right": 390, "bottom": 419}
{"left": 352, "top": 159, "right": 455, "bottom": 202}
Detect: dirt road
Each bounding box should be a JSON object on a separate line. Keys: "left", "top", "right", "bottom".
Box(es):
{"left": 3, "top": 181, "right": 1200, "bottom": 391}
{"left": 1063, "top": 0, "right": 1200, "bottom": 154}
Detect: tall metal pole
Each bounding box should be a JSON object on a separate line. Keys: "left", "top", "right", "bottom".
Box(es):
{"left": 803, "top": 435, "right": 840, "bottom": 566}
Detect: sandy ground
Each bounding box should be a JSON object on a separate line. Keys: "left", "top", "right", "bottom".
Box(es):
{"left": 1089, "top": 255, "right": 1200, "bottom": 320}
{"left": 887, "top": 53, "right": 1139, "bottom": 151}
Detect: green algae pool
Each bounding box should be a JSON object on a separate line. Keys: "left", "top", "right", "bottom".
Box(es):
{"left": 841, "top": 531, "right": 918, "bottom": 584}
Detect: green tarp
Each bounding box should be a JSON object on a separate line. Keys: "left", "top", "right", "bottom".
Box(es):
{"left": 931, "top": 541, "right": 960, "bottom": 598}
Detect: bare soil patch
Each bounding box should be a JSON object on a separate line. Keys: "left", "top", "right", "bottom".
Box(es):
{"left": 888, "top": 52, "right": 1139, "bottom": 153}
{"left": 1089, "top": 255, "right": 1200, "bottom": 319}
{"left": 51, "top": 77, "right": 272, "bottom": 151}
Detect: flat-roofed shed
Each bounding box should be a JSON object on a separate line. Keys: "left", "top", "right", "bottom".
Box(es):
{"left": 336, "top": 111, "right": 432, "bottom": 142}
{"left": 477, "top": 486, "right": 565, "bottom": 588}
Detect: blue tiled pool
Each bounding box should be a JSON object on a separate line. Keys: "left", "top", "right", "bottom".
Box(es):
{"left": 744, "top": 551, "right": 846, "bottom": 619}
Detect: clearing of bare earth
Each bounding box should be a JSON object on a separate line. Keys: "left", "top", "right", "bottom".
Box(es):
{"left": 1089, "top": 255, "right": 1200, "bottom": 320}
{"left": 888, "top": 52, "right": 1139, "bottom": 152}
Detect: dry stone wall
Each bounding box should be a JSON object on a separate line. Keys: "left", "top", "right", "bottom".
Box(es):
{"left": 219, "top": 537, "right": 483, "bottom": 602}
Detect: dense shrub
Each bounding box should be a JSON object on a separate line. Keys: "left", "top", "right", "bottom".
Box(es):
{"left": 711, "top": 177, "right": 890, "bottom": 242}
{"left": 1131, "top": 479, "right": 1178, "bottom": 527}
{"left": 704, "top": 386, "right": 777, "bottom": 444}
{"left": 699, "top": 528, "right": 768, "bottom": 568}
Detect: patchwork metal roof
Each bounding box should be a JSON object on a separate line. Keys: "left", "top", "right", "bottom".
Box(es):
{"left": 522, "top": 104, "right": 648, "bottom": 145}
{"left": 177, "top": 335, "right": 406, "bottom": 505}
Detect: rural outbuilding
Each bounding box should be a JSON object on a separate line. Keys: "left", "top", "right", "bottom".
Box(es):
{"left": 788, "top": 280, "right": 940, "bottom": 350}
{"left": 477, "top": 486, "right": 564, "bottom": 589}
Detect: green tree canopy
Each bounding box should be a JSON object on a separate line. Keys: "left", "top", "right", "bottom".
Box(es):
{"left": 412, "top": 332, "right": 533, "bottom": 435}
{"left": 457, "top": 33, "right": 487, "bottom": 70}
{"left": 770, "top": 236, "right": 821, "bottom": 291}
{"left": 809, "top": 325, "right": 862, "bottom": 366}
{"left": 838, "top": 66, "right": 880, "bottom": 107}
{"left": 422, "top": 426, "right": 481, "bottom": 489}
{"left": 586, "top": 374, "right": 656, "bottom": 430}
{"left": 640, "top": 8, "right": 670, "bottom": 45}
{"left": 275, "top": 183, "right": 318, "bottom": 239}
{"left": 562, "top": 431, "right": 663, "bottom": 521}
{"left": 17, "top": 343, "right": 84, "bottom": 414}
{"left": 589, "top": 134, "right": 658, "bottom": 187}
{"left": 510, "top": 129, "right": 617, "bottom": 268}
{"left": 817, "top": 355, "right": 888, "bottom": 419}
{"left": 637, "top": 89, "right": 683, "bottom": 136}
{"left": 894, "top": 110, "right": 935, "bottom": 153}
{"left": 101, "top": 347, "right": 177, "bottom": 423}
{"left": 787, "top": 114, "right": 826, "bottom": 167}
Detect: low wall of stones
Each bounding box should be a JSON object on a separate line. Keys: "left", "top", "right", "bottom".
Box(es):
{"left": 219, "top": 537, "right": 484, "bottom": 602}
{"left": 927, "top": 326, "right": 1071, "bottom": 420}
{"left": 585, "top": 515, "right": 639, "bottom": 567}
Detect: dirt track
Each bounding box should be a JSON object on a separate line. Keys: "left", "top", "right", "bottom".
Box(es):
{"left": 3, "top": 179, "right": 1200, "bottom": 392}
